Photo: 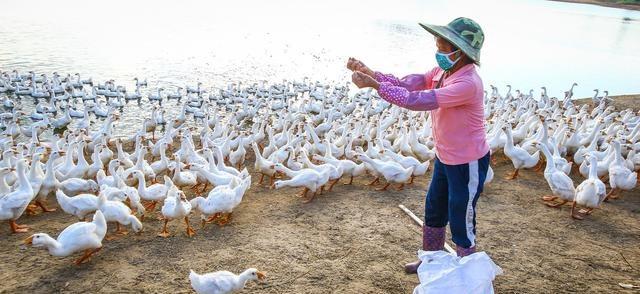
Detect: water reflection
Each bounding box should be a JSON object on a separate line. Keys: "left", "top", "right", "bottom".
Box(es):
{"left": 0, "top": 0, "right": 638, "bottom": 100}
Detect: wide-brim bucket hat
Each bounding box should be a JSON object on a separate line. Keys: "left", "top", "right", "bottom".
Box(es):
{"left": 419, "top": 17, "right": 485, "bottom": 64}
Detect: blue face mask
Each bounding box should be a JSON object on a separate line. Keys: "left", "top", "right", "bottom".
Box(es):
{"left": 435, "top": 49, "right": 460, "bottom": 71}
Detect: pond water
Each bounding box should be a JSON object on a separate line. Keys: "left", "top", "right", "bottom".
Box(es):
{"left": 0, "top": 0, "right": 638, "bottom": 107}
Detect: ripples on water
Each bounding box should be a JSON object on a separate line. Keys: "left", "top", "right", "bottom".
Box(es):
{"left": 0, "top": 0, "right": 639, "bottom": 137}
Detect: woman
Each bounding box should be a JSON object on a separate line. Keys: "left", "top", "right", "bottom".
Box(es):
{"left": 347, "top": 17, "right": 490, "bottom": 274}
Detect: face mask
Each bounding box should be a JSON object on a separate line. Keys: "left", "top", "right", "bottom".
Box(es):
{"left": 435, "top": 49, "right": 460, "bottom": 71}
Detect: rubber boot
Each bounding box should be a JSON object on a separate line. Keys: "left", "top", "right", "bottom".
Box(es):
{"left": 404, "top": 225, "right": 446, "bottom": 274}
{"left": 456, "top": 245, "right": 476, "bottom": 257}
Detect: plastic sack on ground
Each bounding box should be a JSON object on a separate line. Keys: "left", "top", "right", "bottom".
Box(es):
{"left": 413, "top": 250, "right": 503, "bottom": 294}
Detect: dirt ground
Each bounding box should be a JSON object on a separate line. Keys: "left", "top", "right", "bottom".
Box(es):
{"left": 1, "top": 97, "right": 639, "bottom": 294}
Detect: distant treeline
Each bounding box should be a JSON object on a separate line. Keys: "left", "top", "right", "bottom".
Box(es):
{"left": 616, "top": 0, "right": 640, "bottom": 4}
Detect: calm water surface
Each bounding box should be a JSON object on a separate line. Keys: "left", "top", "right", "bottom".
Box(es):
{"left": 0, "top": 0, "right": 638, "bottom": 135}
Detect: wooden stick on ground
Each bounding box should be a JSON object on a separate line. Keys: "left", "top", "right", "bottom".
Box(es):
{"left": 399, "top": 204, "right": 456, "bottom": 254}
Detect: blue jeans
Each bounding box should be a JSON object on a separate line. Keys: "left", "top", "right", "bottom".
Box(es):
{"left": 424, "top": 151, "right": 490, "bottom": 248}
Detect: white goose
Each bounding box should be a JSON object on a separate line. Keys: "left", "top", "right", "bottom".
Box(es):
{"left": 251, "top": 142, "right": 277, "bottom": 186}
{"left": 380, "top": 148, "right": 430, "bottom": 184}
{"left": 189, "top": 268, "right": 265, "bottom": 294}
{"left": 150, "top": 142, "right": 171, "bottom": 175}
{"left": 298, "top": 149, "right": 341, "bottom": 193}
{"left": 537, "top": 142, "right": 575, "bottom": 210}
{"left": 23, "top": 210, "right": 107, "bottom": 265}
{"left": 97, "top": 193, "right": 143, "bottom": 238}
{"left": 549, "top": 137, "right": 572, "bottom": 176}
{"left": 356, "top": 152, "right": 414, "bottom": 191}
{"left": 271, "top": 163, "right": 323, "bottom": 202}
{"left": 190, "top": 177, "right": 251, "bottom": 228}
{"left": 502, "top": 125, "right": 539, "bottom": 179}
{"left": 311, "top": 153, "right": 366, "bottom": 186}
{"left": 572, "top": 154, "right": 607, "bottom": 220}
{"left": 56, "top": 190, "right": 99, "bottom": 221}
{"left": 158, "top": 190, "right": 195, "bottom": 238}
{"left": 149, "top": 87, "right": 164, "bottom": 101}
{"left": 607, "top": 140, "right": 638, "bottom": 200}
{"left": 34, "top": 151, "right": 64, "bottom": 212}
{"left": 60, "top": 141, "right": 90, "bottom": 180}
{"left": 169, "top": 159, "right": 198, "bottom": 188}
{"left": 60, "top": 178, "right": 99, "bottom": 196}
{"left": 131, "top": 171, "right": 169, "bottom": 213}
{"left": 0, "top": 159, "right": 33, "bottom": 233}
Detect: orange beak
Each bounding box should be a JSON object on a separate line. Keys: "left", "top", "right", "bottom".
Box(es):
{"left": 257, "top": 272, "right": 266, "bottom": 281}
{"left": 23, "top": 235, "right": 34, "bottom": 246}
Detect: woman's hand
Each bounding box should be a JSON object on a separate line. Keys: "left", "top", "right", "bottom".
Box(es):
{"left": 347, "top": 57, "right": 374, "bottom": 77}
{"left": 351, "top": 71, "right": 379, "bottom": 89}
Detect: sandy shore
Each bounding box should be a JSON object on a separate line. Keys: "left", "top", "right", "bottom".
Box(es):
{"left": 574, "top": 94, "right": 640, "bottom": 110}
{"left": 550, "top": 0, "right": 640, "bottom": 11}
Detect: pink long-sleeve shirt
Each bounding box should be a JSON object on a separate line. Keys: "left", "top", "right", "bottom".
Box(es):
{"left": 375, "top": 64, "right": 489, "bottom": 165}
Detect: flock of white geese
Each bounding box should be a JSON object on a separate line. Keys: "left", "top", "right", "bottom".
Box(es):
{"left": 0, "top": 70, "right": 638, "bottom": 293}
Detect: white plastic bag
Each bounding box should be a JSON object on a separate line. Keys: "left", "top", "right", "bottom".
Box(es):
{"left": 413, "top": 250, "right": 503, "bottom": 294}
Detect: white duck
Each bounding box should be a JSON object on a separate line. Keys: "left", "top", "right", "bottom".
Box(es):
{"left": 190, "top": 164, "right": 238, "bottom": 189}
{"left": 228, "top": 142, "right": 246, "bottom": 169}
{"left": 56, "top": 190, "right": 99, "bottom": 220}
{"left": 96, "top": 159, "right": 122, "bottom": 188}
{"left": 572, "top": 154, "right": 607, "bottom": 220}
{"left": 0, "top": 159, "right": 33, "bottom": 233}
{"left": 502, "top": 125, "right": 539, "bottom": 179}
{"left": 189, "top": 268, "right": 265, "bottom": 294}
{"left": 169, "top": 159, "right": 198, "bottom": 188}
{"left": 149, "top": 87, "right": 164, "bottom": 101}
{"left": 311, "top": 153, "right": 366, "bottom": 186}
{"left": 150, "top": 142, "right": 171, "bottom": 175}
{"left": 408, "top": 126, "right": 435, "bottom": 161}
{"left": 212, "top": 146, "right": 246, "bottom": 178}
{"left": 60, "top": 178, "right": 99, "bottom": 196}
{"left": 131, "top": 171, "right": 169, "bottom": 213}
{"left": 356, "top": 152, "right": 414, "bottom": 191}
{"left": 271, "top": 163, "right": 323, "bottom": 202}
{"left": 607, "top": 140, "right": 638, "bottom": 200}
{"left": 191, "top": 177, "right": 251, "bottom": 228}
{"left": 60, "top": 141, "right": 90, "bottom": 180}
{"left": 34, "top": 151, "right": 64, "bottom": 212}
{"left": 549, "top": 137, "right": 572, "bottom": 176}
{"left": 158, "top": 190, "right": 195, "bottom": 238}
{"left": 124, "top": 145, "right": 155, "bottom": 181}
{"left": 23, "top": 210, "right": 107, "bottom": 265}
{"left": 96, "top": 193, "right": 143, "bottom": 238}
{"left": 298, "top": 149, "right": 341, "bottom": 192}
{"left": 537, "top": 142, "right": 575, "bottom": 209}
{"left": 251, "top": 142, "right": 277, "bottom": 186}
{"left": 380, "top": 148, "right": 430, "bottom": 184}
{"left": 122, "top": 185, "right": 146, "bottom": 217}
{"left": 115, "top": 139, "right": 135, "bottom": 169}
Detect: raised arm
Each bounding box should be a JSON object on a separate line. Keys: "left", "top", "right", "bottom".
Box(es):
{"left": 377, "top": 77, "right": 477, "bottom": 111}
{"left": 347, "top": 57, "right": 431, "bottom": 91}
{"left": 373, "top": 72, "right": 426, "bottom": 91}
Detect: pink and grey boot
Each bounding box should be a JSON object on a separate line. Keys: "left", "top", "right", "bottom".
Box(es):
{"left": 404, "top": 225, "right": 446, "bottom": 274}
{"left": 456, "top": 245, "right": 476, "bottom": 257}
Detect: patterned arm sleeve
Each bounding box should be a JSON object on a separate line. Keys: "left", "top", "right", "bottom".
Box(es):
{"left": 374, "top": 72, "right": 426, "bottom": 91}
{"left": 377, "top": 82, "right": 439, "bottom": 111}
{"left": 373, "top": 72, "right": 402, "bottom": 86}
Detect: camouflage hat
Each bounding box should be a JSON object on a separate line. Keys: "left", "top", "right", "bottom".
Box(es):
{"left": 419, "top": 17, "right": 484, "bottom": 64}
